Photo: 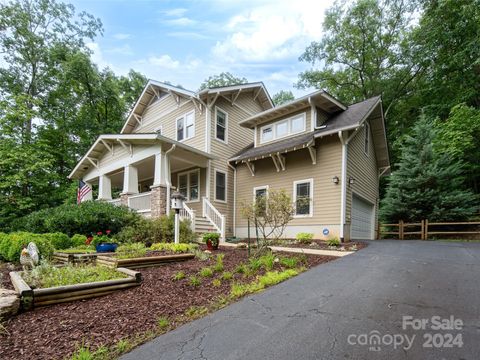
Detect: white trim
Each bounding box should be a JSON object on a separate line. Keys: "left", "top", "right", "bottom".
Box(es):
{"left": 253, "top": 185, "right": 269, "bottom": 201}
{"left": 254, "top": 125, "right": 257, "bottom": 147}
{"left": 213, "top": 169, "right": 227, "bottom": 203}
{"left": 214, "top": 106, "right": 228, "bottom": 144}
{"left": 364, "top": 121, "right": 370, "bottom": 156}
{"left": 154, "top": 125, "right": 163, "bottom": 135}
{"left": 177, "top": 168, "right": 200, "bottom": 203}
{"left": 227, "top": 162, "right": 237, "bottom": 236}
{"left": 293, "top": 178, "right": 314, "bottom": 218}
{"left": 259, "top": 112, "right": 306, "bottom": 144}
{"left": 176, "top": 110, "right": 195, "bottom": 142}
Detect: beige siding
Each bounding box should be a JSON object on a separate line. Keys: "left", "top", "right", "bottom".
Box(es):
{"left": 346, "top": 118, "right": 379, "bottom": 237}
{"left": 207, "top": 93, "right": 264, "bottom": 235}
{"left": 235, "top": 135, "right": 342, "bottom": 239}
{"left": 254, "top": 107, "right": 312, "bottom": 147}
{"left": 132, "top": 95, "right": 205, "bottom": 152}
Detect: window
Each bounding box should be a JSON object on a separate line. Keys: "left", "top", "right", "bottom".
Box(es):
{"left": 176, "top": 111, "right": 195, "bottom": 141}
{"left": 177, "top": 169, "right": 200, "bottom": 202}
{"left": 215, "top": 107, "right": 228, "bottom": 142}
{"left": 293, "top": 179, "right": 313, "bottom": 217}
{"left": 275, "top": 120, "right": 288, "bottom": 138}
{"left": 214, "top": 170, "right": 226, "bottom": 202}
{"left": 364, "top": 122, "right": 370, "bottom": 156}
{"left": 259, "top": 113, "right": 306, "bottom": 144}
{"left": 253, "top": 186, "right": 268, "bottom": 215}
{"left": 261, "top": 126, "right": 273, "bottom": 142}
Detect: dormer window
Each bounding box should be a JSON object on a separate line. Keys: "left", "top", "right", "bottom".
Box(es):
{"left": 261, "top": 126, "right": 273, "bottom": 142}
{"left": 259, "top": 113, "right": 306, "bottom": 144}
{"left": 176, "top": 111, "right": 195, "bottom": 141}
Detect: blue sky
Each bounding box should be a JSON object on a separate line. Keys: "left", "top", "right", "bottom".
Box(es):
{"left": 69, "top": 0, "right": 334, "bottom": 97}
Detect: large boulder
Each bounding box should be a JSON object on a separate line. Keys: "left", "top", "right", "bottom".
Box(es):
{"left": 0, "top": 288, "right": 20, "bottom": 319}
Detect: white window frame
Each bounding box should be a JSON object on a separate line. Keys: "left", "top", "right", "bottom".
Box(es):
{"left": 364, "top": 121, "right": 370, "bottom": 156}
{"left": 293, "top": 178, "right": 314, "bottom": 218}
{"left": 214, "top": 169, "right": 227, "bottom": 203}
{"left": 253, "top": 185, "right": 269, "bottom": 202}
{"left": 176, "top": 110, "right": 195, "bottom": 142}
{"left": 215, "top": 106, "right": 228, "bottom": 144}
{"left": 259, "top": 112, "right": 306, "bottom": 144}
{"left": 177, "top": 168, "right": 200, "bottom": 203}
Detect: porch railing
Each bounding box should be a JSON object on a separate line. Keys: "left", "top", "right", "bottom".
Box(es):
{"left": 108, "top": 198, "right": 122, "bottom": 206}
{"left": 202, "top": 197, "right": 225, "bottom": 240}
{"left": 128, "top": 192, "right": 151, "bottom": 213}
{"left": 179, "top": 203, "right": 196, "bottom": 231}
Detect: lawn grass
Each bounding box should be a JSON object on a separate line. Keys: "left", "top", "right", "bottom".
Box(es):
{"left": 22, "top": 263, "right": 127, "bottom": 288}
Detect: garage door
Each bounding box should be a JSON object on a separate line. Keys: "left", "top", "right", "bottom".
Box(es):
{"left": 351, "top": 195, "right": 374, "bottom": 240}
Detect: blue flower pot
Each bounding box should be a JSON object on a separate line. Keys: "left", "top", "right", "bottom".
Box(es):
{"left": 96, "top": 243, "right": 118, "bottom": 253}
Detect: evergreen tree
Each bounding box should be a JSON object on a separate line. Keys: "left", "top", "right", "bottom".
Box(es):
{"left": 380, "top": 115, "right": 478, "bottom": 222}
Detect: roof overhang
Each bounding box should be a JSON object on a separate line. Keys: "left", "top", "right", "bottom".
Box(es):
{"left": 68, "top": 133, "right": 215, "bottom": 180}
{"left": 239, "top": 90, "right": 347, "bottom": 129}
{"left": 198, "top": 82, "right": 273, "bottom": 110}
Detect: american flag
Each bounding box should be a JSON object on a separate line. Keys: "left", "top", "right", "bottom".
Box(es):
{"left": 77, "top": 179, "right": 92, "bottom": 204}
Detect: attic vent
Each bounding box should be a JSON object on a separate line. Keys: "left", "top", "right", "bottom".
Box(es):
{"left": 316, "top": 108, "right": 329, "bottom": 128}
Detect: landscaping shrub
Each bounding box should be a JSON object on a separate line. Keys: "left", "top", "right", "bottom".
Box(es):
{"left": 150, "top": 242, "right": 196, "bottom": 253}
{"left": 157, "top": 213, "right": 195, "bottom": 243}
{"left": 13, "top": 201, "right": 140, "bottom": 237}
{"left": 173, "top": 271, "right": 185, "bottom": 281}
{"left": 44, "top": 232, "right": 71, "bottom": 250}
{"left": 199, "top": 267, "right": 214, "bottom": 277}
{"left": 221, "top": 271, "right": 233, "bottom": 281}
{"left": 71, "top": 234, "right": 88, "bottom": 247}
{"left": 327, "top": 237, "right": 340, "bottom": 247}
{"left": 280, "top": 257, "right": 298, "bottom": 269}
{"left": 212, "top": 279, "right": 221, "bottom": 287}
{"left": 296, "top": 232, "right": 314, "bottom": 244}
{"left": 116, "top": 243, "right": 147, "bottom": 259}
{"left": 0, "top": 232, "right": 55, "bottom": 262}
{"left": 189, "top": 275, "right": 201, "bottom": 286}
{"left": 214, "top": 254, "right": 224, "bottom": 272}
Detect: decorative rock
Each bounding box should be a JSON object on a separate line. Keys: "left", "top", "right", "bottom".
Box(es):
{"left": 0, "top": 289, "right": 20, "bottom": 319}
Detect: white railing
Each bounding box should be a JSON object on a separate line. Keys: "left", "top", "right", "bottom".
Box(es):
{"left": 179, "top": 203, "right": 196, "bottom": 231}
{"left": 202, "top": 197, "right": 225, "bottom": 240}
{"left": 128, "top": 192, "right": 151, "bottom": 213}
{"left": 108, "top": 198, "right": 122, "bottom": 206}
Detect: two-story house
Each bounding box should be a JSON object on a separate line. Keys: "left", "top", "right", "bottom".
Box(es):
{"left": 69, "top": 80, "right": 389, "bottom": 241}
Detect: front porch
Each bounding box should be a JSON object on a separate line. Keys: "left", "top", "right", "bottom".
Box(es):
{"left": 69, "top": 134, "right": 226, "bottom": 239}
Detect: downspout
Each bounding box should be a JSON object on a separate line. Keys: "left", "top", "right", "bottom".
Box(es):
{"left": 164, "top": 144, "right": 176, "bottom": 214}
{"left": 227, "top": 161, "right": 236, "bottom": 237}
{"left": 339, "top": 131, "right": 348, "bottom": 242}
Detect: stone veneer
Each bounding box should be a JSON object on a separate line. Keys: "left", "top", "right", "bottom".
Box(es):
{"left": 150, "top": 185, "right": 167, "bottom": 218}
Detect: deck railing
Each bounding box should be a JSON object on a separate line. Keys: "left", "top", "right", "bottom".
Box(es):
{"left": 128, "top": 192, "right": 151, "bottom": 213}
{"left": 108, "top": 198, "right": 122, "bottom": 206}
{"left": 179, "top": 203, "right": 196, "bottom": 231}
{"left": 202, "top": 197, "right": 225, "bottom": 240}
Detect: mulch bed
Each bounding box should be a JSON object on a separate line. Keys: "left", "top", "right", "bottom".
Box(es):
{"left": 266, "top": 239, "right": 368, "bottom": 251}
{"left": 0, "top": 246, "right": 336, "bottom": 360}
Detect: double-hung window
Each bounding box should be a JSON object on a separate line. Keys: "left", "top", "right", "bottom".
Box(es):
{"left": 214, "top": 170, "right": 226, "bottom": 202}
{"left": 176, "top": 111, "right": 195, "bottom": 141}
{"left": 293, "top": 179, "right": 313, "bottom": 217}
{"left": 254, "top": 186, "right": 268, "bottom": 215}
{"left": 215, "top": 107, "right": 228, "bottom": 142}
{"left": 364, "top": 121, "right": 370, "bottom": 156}
{"left": 178, "top": 169, "right": 200, "bottom": 202}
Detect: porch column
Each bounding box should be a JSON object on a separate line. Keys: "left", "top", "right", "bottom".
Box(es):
{"left": 122, "top": 165, "right": 139, "bottom": 195}
{"left": 151, "top": 151, "right": 168, "bottom": 218}
{"left": 98, "top": 174, "right": 112, "bottom": 200}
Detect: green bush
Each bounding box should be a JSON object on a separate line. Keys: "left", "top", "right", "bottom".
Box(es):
{"left": 150, "top": 242, "right": 197, "bottom": 253}
{"left": 296, "top": 232, "right": 314, "bottom": 244}
{"left": 44, "top": 232, "right": 71, "bottom": 250}
{"left": 326, "top": 237, "right": 340, "bottom": 247}
{"left": 158, "top": 213, "right": 195, "bottom": 243}
{"left": 202, "top": 232, "right": 220, "bottom": 246}
{"left": 116, "top": 243, "right": 147, "bottom": 259}
{"left": 13, "top": 201, "right": 140, "bottom": 237}
{"left": 214, "top": 254, "right": 224, "bottom": 272}
{"left": 199, "top": 267, "right": 214, "bottom": 277}
{"left": 279, "top": 257, "right": 298, "bottom": 269}
{"left": 0, "top": 232, "right": 55, "bottom": 262}
{"left": 71, "top": 234, "right": 88, "bottom": 247}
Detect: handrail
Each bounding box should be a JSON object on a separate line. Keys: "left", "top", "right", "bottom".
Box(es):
{"left": 179, "top": 203, "right": 196, "bottom": 231}
{"left": 202, "top": 197, "right": 225, "bottom": 240}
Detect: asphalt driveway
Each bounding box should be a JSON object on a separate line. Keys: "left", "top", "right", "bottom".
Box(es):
{"left": 121, "top": 240, "right": 480, "bottom": 360}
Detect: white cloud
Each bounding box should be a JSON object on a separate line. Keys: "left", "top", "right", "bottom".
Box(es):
{"left": 147, "top": 55, "right": 181, "bottom": 69}
{"left": 113, "top": 33, "right": 132, "bottom": 40}
{"left": 164, "top": 17, "right": 197, "bottom": 26}
{"left": 86, "top": 42, "right": 111, "bottom": 69}
{"left": 161, "top": 8, "right": 188, "bottom": 17}
{"left": 106, "top": 44, "right": 134, "bottom": 56}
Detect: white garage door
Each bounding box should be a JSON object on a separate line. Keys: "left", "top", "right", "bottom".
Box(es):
{"left": 351, "top": 195, "right": 374, "bottom": 240}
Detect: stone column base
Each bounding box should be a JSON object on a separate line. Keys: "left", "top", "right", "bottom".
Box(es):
{"left": 120, "top": 193, "right": 130, "bottom": 206}
{"left": 150, "top": 185, "right": 167, "bottom": 218}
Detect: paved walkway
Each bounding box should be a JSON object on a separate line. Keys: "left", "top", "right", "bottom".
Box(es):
{"left": 121, "top": 240, "right": 480, "bottom": 360}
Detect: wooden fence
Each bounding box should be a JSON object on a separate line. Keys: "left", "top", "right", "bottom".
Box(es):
{"left": 377, "top": 220, "right": 480, "bottom": 240}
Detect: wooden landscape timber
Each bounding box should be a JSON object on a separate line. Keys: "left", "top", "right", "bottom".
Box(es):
{"left": 96, "top": 253, "right": 195, "bottom": 269}
{"left": 9, "top": 267, "right": 141, "bottom": 308}
{"left": 53, "top": 252, "right": 115, "bottom": 265}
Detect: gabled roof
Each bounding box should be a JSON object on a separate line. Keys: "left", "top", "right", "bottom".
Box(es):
{"left": 230, "top": 95, "right": 390, "bottom": 170}
{"left": 68, "top": 133, "right": 215, "bottom": 180}
{"left": 121, "top": 80, "right": 273, "bottom": 134}
{"left": 238, "top": 90, "right": 347, "bottom": 128}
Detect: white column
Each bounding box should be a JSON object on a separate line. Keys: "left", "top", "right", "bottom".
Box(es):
{"left": 98, "top": 175, "right": 112, "bottom": 200}
{"left": 122, "top": 165, "right": 139, "bottom": 194}
{"left": 153, "top": 151, "right": 166, "bottom": 186}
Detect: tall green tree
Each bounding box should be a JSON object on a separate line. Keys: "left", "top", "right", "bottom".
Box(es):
{"left": 198, "top": 72, "right": 248, "bottom": 90}
{"left": 272, "top": 90, "right": 295, "bottom": 106}
{"left": 380, "top": 116, "right": 478, "bottom": 222}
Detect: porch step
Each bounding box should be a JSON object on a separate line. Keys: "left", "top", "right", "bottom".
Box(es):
{"left": 194, "top": 216, "right": 218, "bottom": 234}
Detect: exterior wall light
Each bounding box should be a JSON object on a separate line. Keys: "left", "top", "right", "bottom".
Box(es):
{"left": 349, "top": 177, "right": 355, "bottom": 185}
{"left": 332, "top": 176, "right": 339, "bottom": 185}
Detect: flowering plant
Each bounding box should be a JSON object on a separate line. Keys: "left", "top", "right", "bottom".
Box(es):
{"left": 90, "top": 230, "right": 116, "bottom": 246}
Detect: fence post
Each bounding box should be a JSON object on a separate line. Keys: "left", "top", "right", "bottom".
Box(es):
{"left": 421, "top": 220, "right": 424, "bottom": 240}
{"left": 424, "top": 219, "right": 428, "bottom": 240}
{"left": 399, "top": 220, "right": 404, "bottom": 240}
{"left": 376, "top": 222, "right": 380, "bottom": 240}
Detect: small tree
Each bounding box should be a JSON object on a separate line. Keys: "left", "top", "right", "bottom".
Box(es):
{"left": 198, "top": 72, "right": 247, "bottom": 91}
{"left": 272, "top": 90, "right": 295, "bottom": 106}
{"left": 241, "top": 190, "right": 295, "bottom": 244}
